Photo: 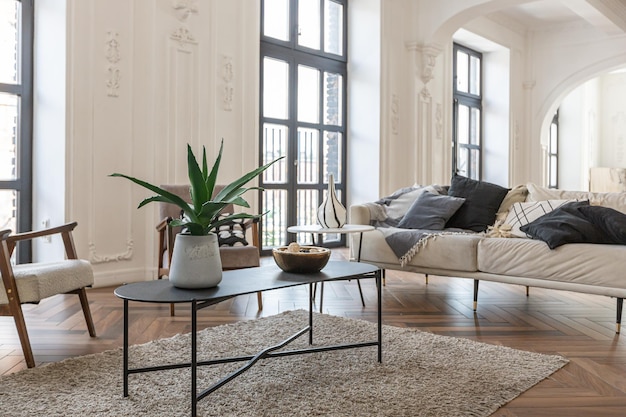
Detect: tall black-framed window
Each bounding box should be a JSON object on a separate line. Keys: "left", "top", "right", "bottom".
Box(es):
{"left": 452, "top": 43, "right": 482, "bottom": 180}
{"left": 0, "top": 0, "right": 33, "bottom": 262}
{"left": 260, "top": 0, "right": 348, "bottom": 253}
{"left": 548, "top": 110, "right": 559, "bottom": 189}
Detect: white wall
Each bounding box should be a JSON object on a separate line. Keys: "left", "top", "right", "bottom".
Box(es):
{"left": 347, "top": 0, "right": 381, "bottom": 207}
{"left": 41, "top": 0, "right": 262, "bottom": 287}
{"left": 559, "top": 71, "right": 626, "bottom": 191}
{"left": 32, "top": 0, "right": 67, "bottom": 262}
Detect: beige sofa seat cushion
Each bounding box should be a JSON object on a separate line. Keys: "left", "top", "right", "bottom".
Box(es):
{"left": 477, "top": 238, "right": 626, "bottom": 289}
{"left": 357, "top": 231, "right": 481, "bottom": 272}
{"left": 1, "top": 259, "right": 94, "bottom": 304}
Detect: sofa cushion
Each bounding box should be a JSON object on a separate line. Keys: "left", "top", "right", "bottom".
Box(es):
{"left": 445, "top": 175, "right": 509, "bottom": 232}
{"left": 477, "top": 237, "right": 626, "bottom": 289}
{"left": 354, "top": 231, "right": 481, "bottom": 272}
{"left": 527, "top": 183, "right": 626, "bottom": 214}
{"left": 519, "top": 201, "right": 612, "bottom": 249}
{"left": 503, "top": 199, "right": 576, "bottom": 238}
{"left": 398, "top": 192, "right": 465, "bottom": 230}
{"left": 578, "top": 205, "right": 626, "bottom": 245}
{"left": 495, "top": 184, "right": 529, "bottom": 223}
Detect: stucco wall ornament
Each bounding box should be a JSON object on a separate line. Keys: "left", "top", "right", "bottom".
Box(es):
{"left": 436, "top": 103, "right": 443, "bottom": 139}
{"left": 172, "top": 0, "right": 198, "bottom": 22}
{"left": 105, "top": 31, "right": 121, "bottom": 97}
{"left": 391, "top": 94, "right": 399, "bottom": 135}
{"left": 89, "top": 239, "right": 134, "bottom": 264}
{"left": 406, "top": 42, "right": 443, "bottom": 86}
{"left": 222, "top": 55, "right": 234, "bottom": 111}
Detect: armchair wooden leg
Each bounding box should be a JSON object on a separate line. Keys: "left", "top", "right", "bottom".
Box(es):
{"left": 170, "top": 303, "right": 175, "bottom": 317}
{"left": 11, "top": 305, "right": 36, "bottom": 368}
{"left": 256, "top": 291, "right": 263, "bottom": 310}
{"left": 77, "top": 288, "right": 96, "bottom": 337}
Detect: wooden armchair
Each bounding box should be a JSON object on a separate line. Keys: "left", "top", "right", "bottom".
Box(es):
{"left": 156, "top": 185, "right": 263, "bottom": 314}
{"left": 0, "top": 222, "right": 96, "bottom": 368}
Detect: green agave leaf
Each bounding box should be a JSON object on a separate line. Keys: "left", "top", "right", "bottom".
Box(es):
{"left": 109, "top": 173, "right": 190, "bottom": 211}
{"left": 214, "top": 156, "right": 284, "bottom": 203}
{"left": 209, "top": 212, "right": 264, "bottom": 232}
{"left": 187, "top": 144, "right": 209, "bottom": 214}
{"left": 205, "top": 139, "right": 224, "bottom": 203}
{"left": 169, "top": 219, "right": 205, "bottom": 236}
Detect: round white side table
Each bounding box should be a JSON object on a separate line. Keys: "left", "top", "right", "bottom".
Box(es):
{"left": 287, "top": 224, "right": 375, "bottom": 311}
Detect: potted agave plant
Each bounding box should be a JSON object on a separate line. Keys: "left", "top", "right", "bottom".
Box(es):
{"left": 111, "top": 140, "right": 282, "bottom": 289}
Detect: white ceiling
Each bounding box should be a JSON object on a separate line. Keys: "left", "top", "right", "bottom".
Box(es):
{"left": 497, "top": 0, "right": 626, "bottom": 34}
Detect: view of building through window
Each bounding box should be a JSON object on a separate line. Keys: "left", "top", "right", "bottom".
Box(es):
{"left": 260, "top": 0, "right": 347, "bottom": 251}
{"left": 0, "top": 0, "right": 21, "bottom": 233}
{"left": 453, "top": 43, "right": 482, "bottom": 180}
{"left": 548, "top": 110, "right": 559, "bottom": 188}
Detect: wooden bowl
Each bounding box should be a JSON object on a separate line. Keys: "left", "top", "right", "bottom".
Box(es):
{"left": 272, "top": 245, "right": 331, "bottom": 273}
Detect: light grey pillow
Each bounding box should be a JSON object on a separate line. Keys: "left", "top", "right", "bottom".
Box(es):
{"left": 397, "top": 192, "right": 466, "bottom": 230}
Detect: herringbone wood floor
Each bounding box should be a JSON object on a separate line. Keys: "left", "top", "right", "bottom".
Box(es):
{"left": 1, "top": 249, "right": 625, "bottom": 416}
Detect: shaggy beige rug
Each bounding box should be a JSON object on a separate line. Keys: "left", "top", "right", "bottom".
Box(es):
{"left": 0, "top": 310, "right": 567, "bottom": 417}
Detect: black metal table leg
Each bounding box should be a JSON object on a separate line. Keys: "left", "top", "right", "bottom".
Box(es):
{"left": 377, "top": 269, "right": 382, "bottom": 362}
{"left": 123, "top": 299, "right": 129, "bottom": 397}
{"left": 191, "top": 299, "right": 197, "bottom": 417}
{"left": 309, "top": 283, "right": 314, "bottom": 345}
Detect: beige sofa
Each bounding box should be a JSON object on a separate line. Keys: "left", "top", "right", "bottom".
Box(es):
{"left": 350, "top": 183, "right": 626, "bottom": 333}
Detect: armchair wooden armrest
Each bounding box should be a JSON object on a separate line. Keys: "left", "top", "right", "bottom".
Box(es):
{"left": 6, "top": 222, "right": 80, "bottom": 259}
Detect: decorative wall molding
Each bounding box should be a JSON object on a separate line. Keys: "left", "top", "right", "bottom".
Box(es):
{"left": 391, "top": 93, "right": 399, "bottom": 135}
{"left": 170, "top": 27, "right": 197, "bottom": 49}
{"left": 172, "top": 0, "right": 198, "bottom": 22}
{"left": 435, "top": 103, "right": 443, "bottom": 139}
{"left": 170, "top": 0, "right": 198, "bottom": 50}
{"left": 105, "top": 31, "right": 121, "bottom": 97}
{"left": 406, "top": 42, "right": 443, "bottom": 85}
{"left": 221, "top": 55, "right": 234, "bottom": 111}
{"left": 88, "top": 238, "right": 134, "bottom": 264}
{"left": 418, "top": 87, "right": 433, "bottom": 184}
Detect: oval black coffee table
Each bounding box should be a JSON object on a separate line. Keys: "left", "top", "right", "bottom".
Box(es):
{"left": 115, "top": 261, "right": 382, "bottom": 417}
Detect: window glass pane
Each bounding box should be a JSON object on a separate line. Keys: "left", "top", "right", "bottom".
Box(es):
{"left": 296, "top": 189, "right": 319, "bottom": 243}
{"left": 470, "top": 55, "right": 480, "bottom": 95}
{"left": 262, "top": 123, "right": 288, "bottom": 184}
{"left": 0, "top": 189, "right": 16, "bottom": 231}
{"left": 324, "top": 72, "right": 342, "bottom": 126}
{"left": 263, "top": 57, "right": 289, "bottom": 119}
{"left": 550, "top": 123, "right": 558, "bottom": 153}
{"left": 457, "top": 104, "right": 469, "bottom": 144}
{"left": 549, "top": 155, "right": 557, "bottom": 188}
{"left": 323, "top": 131, "right": 342, "bottom": 184}
{"left": 298, "top": 0, "right": 320, "bottom": 50}
{"left": 297, "top": 65, "right": 319, "bottom": 123}
{"left": 456, "top": 51, "right": 468, "bottom": 93}
{"left": 262, "top": 189, "right": 287, "bottom": 248}
{"left": 263, "top": 0, "right": 290, "bottom": 41}
{"left": 0, "top": 92, "right": 18, "bottom": 180}
{"left": 0, "top": 0, "right": 19, "bottom": 84}
{"left": 470, "top": 107, "right": 480, "bottom": 146}
{"left": 324, "top": 0, "right": 343, "bottom": 55}
{"left": 470, "top": 149, "right": 480, "bottom": 180}
{"left": 297, "top": 128, "right": 319, "bottom": 184}
{"left": 456, "top": 147, "right": 468, "bottom": 177}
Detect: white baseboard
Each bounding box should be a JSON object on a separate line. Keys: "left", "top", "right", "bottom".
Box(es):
{"left": 92, "top": 267, "right": 156, "bottom": 288}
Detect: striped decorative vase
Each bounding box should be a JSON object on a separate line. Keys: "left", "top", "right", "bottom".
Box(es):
{"left": 317, "top": 174, "right": 347, "bottom": 228}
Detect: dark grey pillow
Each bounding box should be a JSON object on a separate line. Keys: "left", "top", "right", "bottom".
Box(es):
{"left": 519, "top": 201, "right": 612, "bottom": 249}
{"left": 445, "top": 175, "right": 509, "bottom": 232}
{"left": 578, "top": 205, "right": 626, "bottom": 245}
{"left": 397, "top": 192, "right": 466, "bottom": 230}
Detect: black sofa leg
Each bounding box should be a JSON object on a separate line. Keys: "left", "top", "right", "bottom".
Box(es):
{"left": 617, "top": 297, "right": 623, "bottom": 334}
{"left": 473, "top": 279, "right": 479, "bottom": 311}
